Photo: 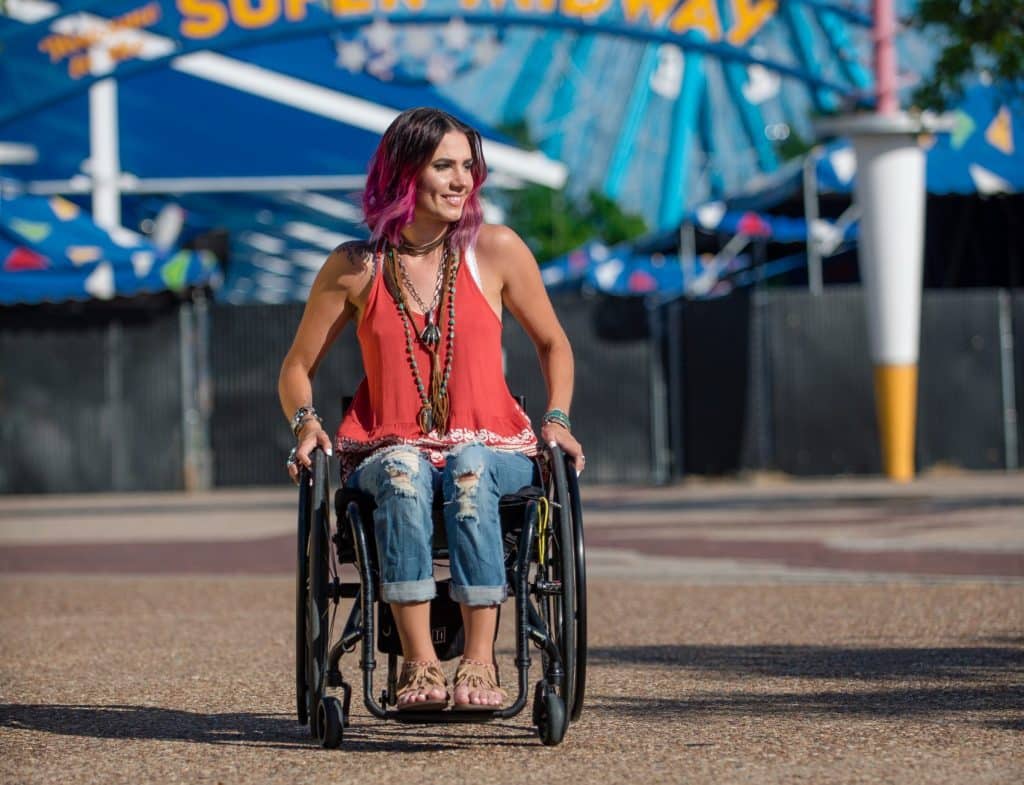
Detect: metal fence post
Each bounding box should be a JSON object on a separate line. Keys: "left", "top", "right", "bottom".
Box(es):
{"left": 998, "top": 290, "right": 1019, "bottom": 470}
{"left": 667, "top": 299, "right": 685, "bottom": 479}
{"left": 647, "top": 299, "right": 671, "bottom": 485}
{"left": 180, "top": 294, "right": 213, "bottom": 491}
{"left": 106, "top": 319, "right": 127, "bottom": 490}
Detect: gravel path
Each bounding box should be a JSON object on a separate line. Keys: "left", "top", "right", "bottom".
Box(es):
{"left": 1, "top": 576, "right": 1020, "bottom": 784}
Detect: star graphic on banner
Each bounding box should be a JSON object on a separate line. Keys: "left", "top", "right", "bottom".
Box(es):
{"left": 336, "top": 40, "right": 368, "bottom": 72}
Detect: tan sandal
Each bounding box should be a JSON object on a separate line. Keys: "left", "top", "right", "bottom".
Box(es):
{"left": 452, "top": 658, "right": 508, "bottom": 711}
{"left": 395, "top": 660, "right": 449, "bottom": 711}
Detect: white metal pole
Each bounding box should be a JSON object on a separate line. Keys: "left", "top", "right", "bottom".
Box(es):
{"left": 89, "top": 78, "right": 121, "bottom": 228}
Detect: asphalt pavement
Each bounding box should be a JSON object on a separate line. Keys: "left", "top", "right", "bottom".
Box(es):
{"left": 1, "top": 472, "right": 1021, "bottom": 784}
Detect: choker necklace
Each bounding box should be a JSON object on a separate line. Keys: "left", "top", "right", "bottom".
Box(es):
{"left": 398, "top": 230, "right": 448, "bottom": 257}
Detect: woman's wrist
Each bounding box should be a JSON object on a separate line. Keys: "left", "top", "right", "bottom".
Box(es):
{"left": 290, "top": 405, "right": 323, "bottom": 437}
{"left": 542, "top": 408, "right": 571, "bottom": 431}
{"left": 296, "top": 417, "right": 323, "bottom": 440}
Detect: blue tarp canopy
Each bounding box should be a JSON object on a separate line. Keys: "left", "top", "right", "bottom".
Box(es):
{"left": 732, "top": 82, "right": 1023, "bottom": 211}
{"left": 0, "top": 194, "right": 217, "bottom": 305}
{"left": 1, "top": 36, "right": 511, "bottom": 184}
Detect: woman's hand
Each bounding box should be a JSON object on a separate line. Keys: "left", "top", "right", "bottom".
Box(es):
{"left": 541, "top": 421, "right": 585, "bottom": 474}
{"left": 287, "top": 422, "right": 334, "bottom": 485}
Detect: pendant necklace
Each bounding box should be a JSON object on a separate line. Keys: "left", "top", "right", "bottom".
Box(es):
{"left": 395, "top": 245, "right": 446, "bottom": 348}
{"left": 384, "top": 242, "right": 458, "bottom": 434}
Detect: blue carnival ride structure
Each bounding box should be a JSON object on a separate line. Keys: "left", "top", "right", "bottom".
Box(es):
{"left": 0, "top": 1, "right": 978, "bottom": 303}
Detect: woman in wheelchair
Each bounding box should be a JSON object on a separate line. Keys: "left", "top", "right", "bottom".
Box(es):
{"left": 278, "top": 107, "right": 583, "bottom": 713}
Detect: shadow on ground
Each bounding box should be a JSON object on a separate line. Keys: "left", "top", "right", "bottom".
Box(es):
{"left": 584, "top": 644, "right": 1023, "bottom": 725}
{"left": 588, "top": 644, "right": 1024, "bottom": 680}
{"left": 0, "top": 704, "right": 536, "bottom": 751}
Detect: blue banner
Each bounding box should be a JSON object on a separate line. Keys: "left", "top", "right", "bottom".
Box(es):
{"left": 1, "top": 0, "right": 831, "bottom": 125}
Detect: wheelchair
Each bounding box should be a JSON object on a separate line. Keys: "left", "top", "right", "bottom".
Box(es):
{"left": 294, "top": 439, "right": 587, "bottom": 748}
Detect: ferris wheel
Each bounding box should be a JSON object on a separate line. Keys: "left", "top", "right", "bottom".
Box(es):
{"left": 326, "top": 1, "right": 922, "bottom": 231}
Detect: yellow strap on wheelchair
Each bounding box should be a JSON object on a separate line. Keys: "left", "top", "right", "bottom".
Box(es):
{"left": 536, "top": 496, "right": 550, "bottom": 565}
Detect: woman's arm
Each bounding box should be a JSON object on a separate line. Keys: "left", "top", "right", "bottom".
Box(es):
{"left": 278, "top": 242, "right": 370, "bottom": 480}
{"left": 477, "top": 225, "right": 584, "bottom": 470}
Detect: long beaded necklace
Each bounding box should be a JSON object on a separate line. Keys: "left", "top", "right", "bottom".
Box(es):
{"left": 394, "top": 249, "right": 445, "bottom": 347}
{"left": 384, "top": 241, "right": 458, "bottom": 434}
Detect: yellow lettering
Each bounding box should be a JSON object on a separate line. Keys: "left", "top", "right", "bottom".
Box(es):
{"left": 115, "top": 3, "right": 162, "bottom": 31}
{"left": 230, "top": 0, "right": 280, "bottom": 28}
{"left": 284, "top": 0, "right": 314, "bottom": 20}
{"left": 178, "top": 0, "right": 229, "bottom": 38}
{"left": 39, "top": 35, "right": 71, "bottom": 62}
{"left": 331, "top": 0, "right": 373, "bottom": 14}
{"left": 460, "top": 0, "right": 481, "bottom": 7}
{"left": 726, "top": 0, "right": 776, "bottom": 45}
{"left": 68, "top": 53, "right": 91, "bottom": 79}
{"left": 109, "top": 41, "right": 144, "bottom": 62}
{"left": 667, "top": 0, "right": 722, "bottom": 39}
{"left": 561, "top": 0, "right": 610, "bottom": 17}
{"left": 380, "top": 0, "right": 425, "bottom": 9}
{"left": 513, "top": 0, "right": 556, "bottom": 9}
{"left": 620, "top": 0, "right": 676, "bottom": 25}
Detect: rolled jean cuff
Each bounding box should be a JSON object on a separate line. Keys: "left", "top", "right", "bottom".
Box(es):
{"left": 380, "top": 578, "right": 436, "bottom": 604}
{"left": 449, "top": 583, "right": 508, "bottom": 606}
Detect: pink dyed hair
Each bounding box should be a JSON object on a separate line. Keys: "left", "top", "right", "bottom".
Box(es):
{"left": 362, "top": 107, "right": 487, "bottom": 252}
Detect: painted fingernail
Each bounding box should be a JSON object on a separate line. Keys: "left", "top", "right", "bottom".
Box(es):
{"left": 548, "top": 440, "right": 557, "bottom": 448}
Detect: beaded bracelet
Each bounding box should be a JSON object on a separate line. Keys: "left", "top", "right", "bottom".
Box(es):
{"left": 542, "top": 408, "right": 571, "bottom": 431}
{"left": 291, "top": 405, "right": 323, "bottom": 437}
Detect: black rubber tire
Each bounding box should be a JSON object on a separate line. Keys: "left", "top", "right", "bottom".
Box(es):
{"left": 532, "top": 680, "right": 545, "bottom": 728}
{"left": 565, "top": 456, "right": 588, "bottom": 722}
{"left": 305, "top": 452, "right": 331, "bottom": 739}
{"left": 296, "top": 469, "right": 312, "bottom": 726}
{"left": 546, "top": 447, "right": 577, "bottom": 716}
{"left": 317, "top": 696, "right": 344, "bottom": 749}
{"left": 534, "top": 682, "right": 567, "bottom": 746}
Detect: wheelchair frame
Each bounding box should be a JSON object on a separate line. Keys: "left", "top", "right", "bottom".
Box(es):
{"left": 295, "top": 443, "right": 587, "bottom": 747}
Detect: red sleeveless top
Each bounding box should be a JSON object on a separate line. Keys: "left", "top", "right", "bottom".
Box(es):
{"left": 336, "top": 245, "right": 537, "bottom": 478}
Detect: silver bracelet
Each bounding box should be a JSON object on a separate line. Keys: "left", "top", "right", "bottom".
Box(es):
{"left": 291, "top": 405, "right": 323, "bottom": 437}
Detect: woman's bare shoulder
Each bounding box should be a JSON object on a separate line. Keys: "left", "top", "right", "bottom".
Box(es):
{"left": 327, "top": 240, "right": 374, "bottom": 277}
{"left": 474, "top": 224, "right": 533, "bottom": 275}
{"left": 475, "top": 224, "right": 523, "bottom": 256}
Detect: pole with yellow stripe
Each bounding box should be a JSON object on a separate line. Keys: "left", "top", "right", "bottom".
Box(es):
{"left": 817, "top": 113, "right": 930, "bottom": 481}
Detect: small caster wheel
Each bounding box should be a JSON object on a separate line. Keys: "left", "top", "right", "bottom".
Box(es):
{"left": 317, "top": 696, "right": 344, "bottom": 748}
{"left": 532, "top": 680, "right": 545, "bottom": 727}
{"left": 533, "top": 682, "right": 567, "bottom": 746}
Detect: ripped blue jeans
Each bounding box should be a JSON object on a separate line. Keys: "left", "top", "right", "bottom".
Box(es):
{"left": 348, "top": 443, "right": 535, "bottom": 606}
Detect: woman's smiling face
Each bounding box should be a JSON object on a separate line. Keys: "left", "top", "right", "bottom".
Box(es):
{"left": 414, "top": 130, "right": 475, "bottom": 227}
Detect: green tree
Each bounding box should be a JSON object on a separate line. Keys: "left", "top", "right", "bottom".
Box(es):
{"left": 913, "top": 0, "right": 1024, "bottom": 109}
{"left": 496, "top": 121, "right": 647, "bottom": 263}
{"left": 503, "top": 186, "right": 647, "bottom": 264}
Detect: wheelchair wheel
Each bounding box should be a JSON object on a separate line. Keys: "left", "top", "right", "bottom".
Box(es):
{"left": 295, "top": 464, "right": 312, "bottom": 726}
{"left": 565, "top": 458, "right": 588, "bottom": 722}
{"left": 317, "top": 696, "right": 344, "bottom": 749}
{"left": 533, "top": 680, "right": 567, "bottom": 746}
{"left": 538, "top": 446, "right": 578, "bottom": 727}
{"left": 300, "top": 451, "right": 332, "bottom": 739}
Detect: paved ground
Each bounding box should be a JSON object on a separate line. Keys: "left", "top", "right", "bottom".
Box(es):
{"left": 0, "top": 473, "right": 1021, "bottom": 784}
